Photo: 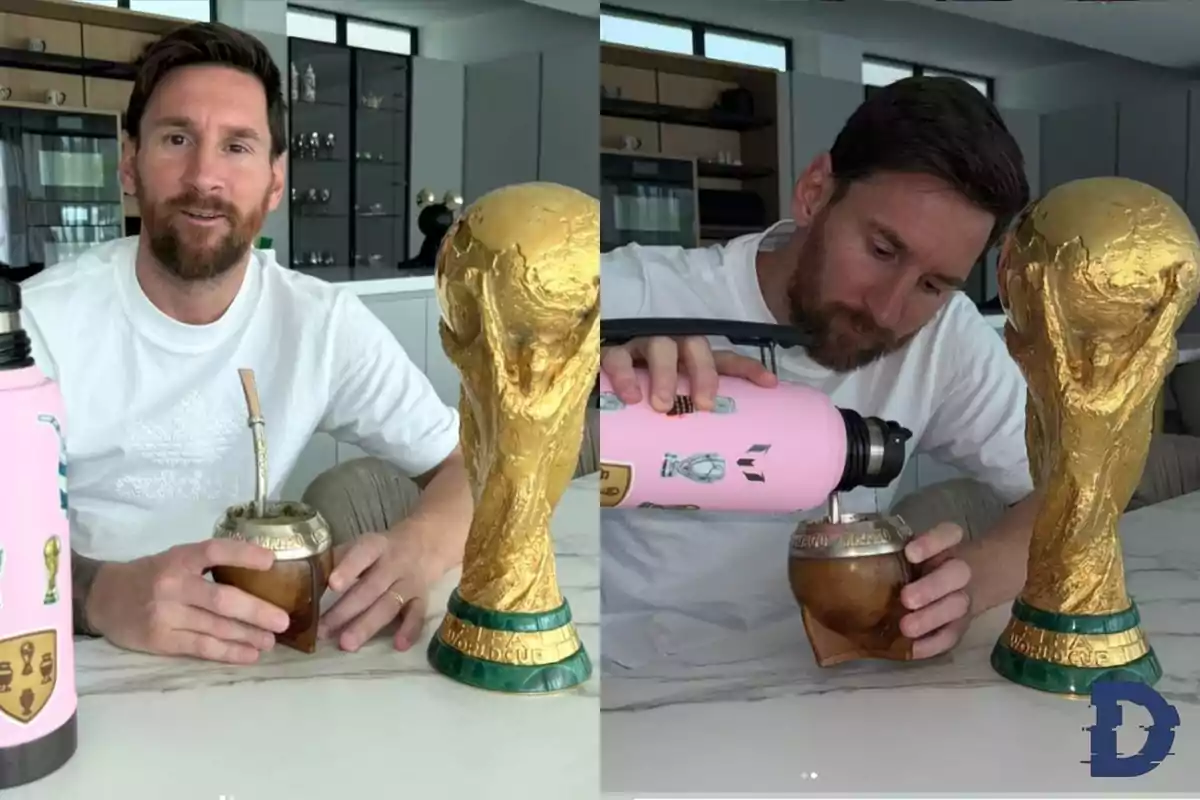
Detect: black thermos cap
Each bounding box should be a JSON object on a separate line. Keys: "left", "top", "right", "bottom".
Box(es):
{"left": 0, "top": 278, "right": 21, "bottom": 313}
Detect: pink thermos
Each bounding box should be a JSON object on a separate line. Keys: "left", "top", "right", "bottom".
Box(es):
{"left": 0, "top": 279, "right": 77, "bottom": 788}
{"left": 598, "top": 319, "right": 912, "bottom": 513}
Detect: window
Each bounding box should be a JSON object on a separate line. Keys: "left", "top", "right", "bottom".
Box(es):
{"left": 862, "top": 59, "right": 914, "bottom": 88}
{"left": 704, "top": 32, "right": 787, "bottom": 73}
{"left": 287, "top": 8, "right": 337, "bottom": 43}
{"left": 600, "top": 8, "right": 790, "bottom": 71}
{"left": 346, "top": 19, "right": 413, "bottom": 55}
{"left": 286, "top": 7, "right": 416, "bottom": 53}
{"left": 924, "top": 69, "right": 990, "bottom": 98}
{"left": 599, "top": 13, "right": 692, "bottom": 56}
{"left": 862, "top": 56, "right": 992, "bottom": 99}
{"left": 129, "top": 0, "right": 211, "bottom": 21}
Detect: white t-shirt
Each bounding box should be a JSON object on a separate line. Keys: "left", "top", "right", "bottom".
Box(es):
{"left": 19, "top": 237, "right": 459, "bottom": 562}
{"left": 599, "top": 222, "right": 1033, "bottom": 669}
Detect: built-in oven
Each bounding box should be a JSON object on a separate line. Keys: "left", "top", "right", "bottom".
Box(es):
{"left": 601, "top": 152, "right": 698, "bottom": 252}
{"left": 0, "top": 105, "right": 124, "bottom": 280}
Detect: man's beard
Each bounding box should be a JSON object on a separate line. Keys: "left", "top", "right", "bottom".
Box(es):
{"left": 785, "top": 217, "right": 913, "bottom": 372}
{"left": 137, "top": 179, "right": 267, "bottom": 283}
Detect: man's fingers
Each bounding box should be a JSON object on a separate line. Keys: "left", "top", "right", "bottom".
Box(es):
{"left": 181, "top": 575, "right": 290, "bottom": 633}
{"left": 165, "top": 630, "right": 263, "bottom": 664}
{"left": 320, "top": 567, "right": 390, "bottom": 638}
{"left": 338, "top": 586, "right": 409, "bottom": 652}
{"left": 328, "top": 534, "right": 388, "bottom": 592}
{"left": 678, "top": 336, "right": 718, "bottom": 410}
{"left": 641, "top": 337, "right": 680, "bottom": 411}
{"left": 175, "top": 604, "right": 276, "bottom": 651}
{"left": 712, "top": 351, "right": 779, "bottom": 387}
{"left": 394, "top": 596, "right": 428, "bottom": 651}
{"left": 601, "top": 346, "right": 642, "bottom": 404}
{"left": 904, "top": 522, "right": 964, "bottom": 566}
{"left": 178, "top": 539, "right": 276, "bottom": 573}
{"left": 900, "top": 590, "right": 970, "bottom": 639}
{"left": 911, "top": 620, "right": 967, "bottom": 660}
{"left": 900, "top": 558, "right": 971, "bottom": 610}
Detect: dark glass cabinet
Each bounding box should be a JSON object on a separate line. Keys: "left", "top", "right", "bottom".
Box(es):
{"left": 287, "top": 39, "right": 412, "bottom": 280}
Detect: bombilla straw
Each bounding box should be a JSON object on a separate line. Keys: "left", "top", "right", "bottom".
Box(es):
{"left": 826, "top": 492, "right": 842, "bottom": 524}
{"left": 238, "top": 368, "right": 268, "bottom": 519}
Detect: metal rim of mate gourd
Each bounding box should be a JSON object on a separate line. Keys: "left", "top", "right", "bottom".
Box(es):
{"left": 213, "top": 501, "right": 333, "bottom": 561}
{"left": 788, "top": 513, "right": 914, "bottom": 559}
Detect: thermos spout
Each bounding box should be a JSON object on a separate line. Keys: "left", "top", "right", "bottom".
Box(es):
{"left": 835, "top": 409, "right": 912, "bottom": 492}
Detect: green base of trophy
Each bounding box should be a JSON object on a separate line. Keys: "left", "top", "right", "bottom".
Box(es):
{"left": 427, "top": 589, "right": 592, "bottom": 694}
{"left": 990, "top": 598, "right": 1162, "bottom": 695}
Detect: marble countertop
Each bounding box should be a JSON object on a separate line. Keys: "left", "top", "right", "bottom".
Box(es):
{"left": 601, "top": 489, "right": 1200, "bottom": 796}
{"left": 11, "top": 474, "right": 599, "bottom": 800}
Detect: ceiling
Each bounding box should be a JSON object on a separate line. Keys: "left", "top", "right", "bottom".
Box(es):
{"left": 891, "top": 0, "right": 1200, "bottom": 70}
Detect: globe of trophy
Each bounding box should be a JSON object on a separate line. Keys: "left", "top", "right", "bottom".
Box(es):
{"left": 990, "top": 176, "right": 1200, "bottom": 694}
{"left": 788, "top": 503, "right": 916, "bottom": 667}
{"left": 426, "top": 181, "right": 598, "bottom": 693}
{"left": 211, "top": 369, "right": 334, "bottom": 654}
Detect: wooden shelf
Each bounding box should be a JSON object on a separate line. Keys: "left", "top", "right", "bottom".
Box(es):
{"left": 600, "top": 96, "right": 773, "bottom": 132}
{"left": 0, "top": 46, "right": 136, "bottom": 79}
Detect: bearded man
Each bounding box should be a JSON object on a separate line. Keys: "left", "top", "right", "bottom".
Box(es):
{"left": 20, "top": 23, "right": 473, "bottom": 665}
{"left": 598, "top": 75, "right": 1038, "bottom": 670}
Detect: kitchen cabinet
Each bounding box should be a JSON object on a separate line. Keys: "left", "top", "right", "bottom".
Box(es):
{"left": 409, "top": 55, "right": 465, "bottom": 259}
{"left": 463, "top": 52, "right": 541, "bottom": 204}
{"left": 1117, "top": 87, "right": 1189, "bottom": 209}
{"left": 0, "top": 12, "right": 81, "bottom": 56}
{"left": 789, "top": 73, "right": 860, "bottom": 186}
{"left": 0, "top": 66, "right": 85, "bottom": 106}
{"left": 463, "top": 45, "right": 599, "bottom": 205}
{"left": 1039, "top": 103, "right": 1117, "bottom": 192}
{"left": 423, "top": 296, "right": 461, "bottom": 407}
{"left": 540, "top": 41, "right": 599, "bottom": 199}
{"left": 81, "top": 24, "right": 157, "bottom": 64}
{"left": 84, "top": 76, "right": 133, "bottom": 115}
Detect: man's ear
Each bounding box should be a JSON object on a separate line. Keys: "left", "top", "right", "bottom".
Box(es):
{"left": 266, "top": 154, "right": 287, "bottom": 212}
{"left": 118, "top": 135, "right": 137, "bottom": 198}
{"left": 791, "top": 152, "right": 835, "bottom": 226}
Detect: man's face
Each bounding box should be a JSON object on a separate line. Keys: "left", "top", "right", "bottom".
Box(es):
{"left": 122, "top": 64, "right": 284, "bottom": 282}
{"left": 786, "top": 170, "right": 994, "bottom": 371}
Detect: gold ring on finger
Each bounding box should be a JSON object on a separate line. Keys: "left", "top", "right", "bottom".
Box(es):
{"left": 387, "top": 590, "right": 406, "bottom": 607}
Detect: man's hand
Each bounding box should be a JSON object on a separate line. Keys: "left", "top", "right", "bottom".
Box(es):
{"left": 317, "top": 526, "right": 433, "bottom": 653}
{"left": 87, "top": 540, "right": 291, "bottom": 664}
{"left": 898, "top": 522, "right": 973, "bottom": 659}
{"left": 601, "top": 335, "right": 777, "bottom": 412}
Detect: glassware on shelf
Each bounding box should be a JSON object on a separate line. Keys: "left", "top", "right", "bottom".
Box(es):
{"left": 302, "top": 64, "right": 317, "bottom": 103}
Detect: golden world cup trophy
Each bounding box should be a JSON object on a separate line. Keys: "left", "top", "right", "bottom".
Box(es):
{"left": 426, "top": 182, "right": 599, "bottom": 693}
{"left": 991, "top": 176, "right": 1200, "bottom": 694}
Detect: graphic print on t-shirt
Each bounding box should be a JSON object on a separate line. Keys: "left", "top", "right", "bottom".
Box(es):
{"left": 114, "top": 387, "right": 247, "bottom": 504}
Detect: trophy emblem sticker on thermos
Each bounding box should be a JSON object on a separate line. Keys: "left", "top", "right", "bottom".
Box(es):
{"left": 598, "top": 392, "right": 624, "bottom": 412}
{"left": 37, "top": 414, "right": 68, "bottom": 517}
{"left": 43, "top": 536, "right": 61, "bottom": 605}
{"left": 0, "top": 630, "right": 57, "bottom": 723}
{"left": 600, "top": 462, "right": 633, "bottom": 507}
{"left": 660, "top": 452, "right": 726, "bottom": 484}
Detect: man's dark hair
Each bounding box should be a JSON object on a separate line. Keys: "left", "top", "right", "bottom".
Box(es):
{"left": 829, "top": 76, "right": 1029, "bottom": 249}
{"left": 124, "top": 22, "right": 288, "bottom": 159}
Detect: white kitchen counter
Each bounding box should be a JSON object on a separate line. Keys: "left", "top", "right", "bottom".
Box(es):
{"left": 10, "top": 474, "right": 599, "bottom": 800}
{"left": 600, "top": 489, "right": 1200, "bottom": 795}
